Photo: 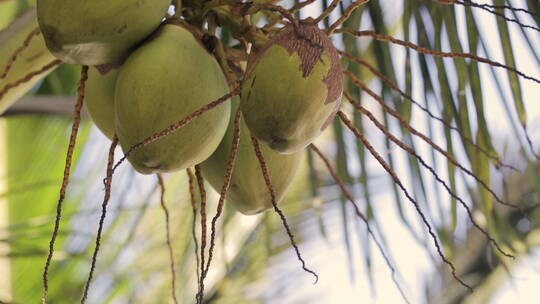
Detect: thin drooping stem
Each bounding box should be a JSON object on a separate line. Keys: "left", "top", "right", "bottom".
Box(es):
{"left": 345, "top": 72, "right": 525, "bottom": 213}
{"left": 186, "top": 168, "right": 200, "bottom": 289}
{"left": 336, "top": 29, "right": 540, "bottom": 85}
{"left": 41, "top": 66, "right": 88, "bottom": 304}
{"left": 110, "top": 88, "right": 239, "bottom": 178}
{"left": 0, "top": 59, "right": 61, "bottom": 101}
{"left": 438, "top": 0, "right": 540, "bottom": 32}
{"left": 0, "top": 27, "right": 40, "bottom": 80}
{"left": 310, "top": 144, "right": 411, "bottom": 304}
{"left": 447, "top": 0, "right": 540, "bottom": 19}
{"left": 327, "top": 0, "right": 370, "bottom": 33}
{"left": 338, "top": 111, "right": 472, "bottom": 292}
{"left": 290, "top": 0, "right": 317, "bottom": 14}
{"left": 202, "top": 108, "right": 242, "bottom": 279}
{"left": 194, "top": 165, "right": 207, "bottom": 304}
{"left": 157, "top": 174, "right": 179, "bottom": 304}
{"left": 81, "top": 136, "right": 118, "bottom": 304}
{"left": 173, "top": 0, "right": 182, "bottom": 18}
{"left": 349, "top": 100, "right": 514, "bottom": 259}
{"left": 314, "top": 0, "right": 342, "bottom": 24}
{"left": 339, "top": 50, "right": 519, "bottom": 171}
{"left": 251, "top": 136, "right": 319, "bottom": 283}
{"left": 252, "top": 3, "right": 299, "bottom": 27}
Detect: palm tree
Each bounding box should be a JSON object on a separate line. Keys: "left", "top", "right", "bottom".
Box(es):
{"left": 0, "top": 0, "right": 539, "bottom": 303}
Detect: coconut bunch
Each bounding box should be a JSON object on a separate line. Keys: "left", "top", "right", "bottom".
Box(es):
{"left": 34, "top": 5, "right": 343, "bottom": 299}
{"left": 38, "top": 1, "right": 232, "bottom": 174}
{"left": 35, "top": 1, "right": 343, "bottom": 215}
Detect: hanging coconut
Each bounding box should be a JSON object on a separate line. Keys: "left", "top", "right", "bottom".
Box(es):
{"left": 241, "top": 21, "right": 343, "bottom": 154}
{"left": 85, "top": 67, "right": 118, "bottom": 140}
{"left": 114, "top": 22, "right": 231, "bottom": 174}
{"left": 37, "top": 0, "right": 170, "bottom": 65}
{"left": 201, "top": 101, "right": 303, "bottom": 215}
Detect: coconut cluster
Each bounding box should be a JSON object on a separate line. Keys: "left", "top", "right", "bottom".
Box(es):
{"left": 36, "top": 2, "right": 342, "bottom": 215}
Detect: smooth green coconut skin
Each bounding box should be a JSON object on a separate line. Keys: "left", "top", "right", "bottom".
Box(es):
{"left": 241, "top": 23, "right": 342, "bottom": 154}
{"left": 37, "top": 0, "right": 170, "bottom": 65}
{"left": 85, "top": 67, "right": 118, "bottom": 140}
{"left": 115, "top": 24, "right": 231, "bottom": 174}
{"left": 201, "top": 102, "right": 303, "bottom": 215}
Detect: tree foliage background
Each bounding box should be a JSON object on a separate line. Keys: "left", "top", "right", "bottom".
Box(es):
{"left": 0, "top": 0, "right": 539, "bottom": 303}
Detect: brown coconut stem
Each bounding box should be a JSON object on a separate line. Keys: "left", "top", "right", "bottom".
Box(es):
{"left": 290, "top": 0, "right": 317, "bottom": 14}
{"left": 186, "top": 168, "right": 201, "bottom": 290}
{"left": 251, "top": 136, "right": 319, "bottom": 284}
{"left": 194, "top": 165, "right": 207, "bottom": 304}
{"left": 41, "top": 66, "right": 88, "bottom": 304}
{"left": 313, "top": 0, "right": 342, "bottom": 24}
{"left": 339, "top": 50, "right": 519, "bottom": 171}
{"left": 327, "top": 0, "right": 370, "bottom": 34}
{"left": 347, "top": 98, "right": 515, "bottom": 259}
{"left": 439, "top": 0, "right": 540, "bottom": 32}
{"left": 310, "top": 144, "right": 411, "bottom": 304}
{"left": 252, "top": 3, "right": 300, "bottom": 28}
{"left": 336, "top": 28, "right": 540, "bottom": 84}
{"left": 344, "top": 72, "right": 527, "bottom": 215}
{"left": 438, "top": 0, "right": 540, "bottom": 18}
{"left": 81, "top": 136, "right": 118, "bottom": 304}
{"left": 173, "top": 0, "right": 182, "bottom": 18}
{"left": 157, "top": 174, "right": 179, "bottom": 304}
{"left": 203, "top": 108, "right": 242, "bottom": 279}
{"left": 338, "top": 110, "right": 473, "bottom": 292}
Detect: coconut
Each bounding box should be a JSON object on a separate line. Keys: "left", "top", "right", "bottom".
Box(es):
{"left": 37, "top": 0, "right": 170, "bottom": 65}
{"left": 241, "top": 21, "right": 343, "bottom": 154}
{"left": 114, "top": 23, "right": 231, "bottom": 174}
{"left": 85, "top": 67, "right": 118, "bottom": 140}
{"left": 201, "top": 101, "right": 303, "bottom": 215}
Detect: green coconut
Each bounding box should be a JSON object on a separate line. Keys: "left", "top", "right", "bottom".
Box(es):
{"left": 85, "top": 67, "right": 118, "bottom": 140}
{"left": 37, "top": 0, "right": 170, "bottom": 65}
{"left": 201, "top": 101, "right": 303, "bottom": 215}
{"left": 115, "top": 23, "right": 231, "bottom": 175}
{"left": 241, "top": 22, "right": 343, "bottom": 154}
